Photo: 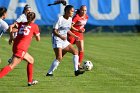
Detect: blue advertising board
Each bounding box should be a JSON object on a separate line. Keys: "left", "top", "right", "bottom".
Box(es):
{"left": 0, "top": 0, "right": 140, "bottom": 25}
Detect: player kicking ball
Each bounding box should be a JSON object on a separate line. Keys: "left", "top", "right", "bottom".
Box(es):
{"left": 46, "top": 5, "right": 85, "bottom": 77}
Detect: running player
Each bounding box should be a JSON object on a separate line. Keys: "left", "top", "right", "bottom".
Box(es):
{"left": 68, "top": 5, "right": 88, "bottom": 68}
{"left": 8, "top": 4, "right": 31, "bottom": 62}
{"left": 46, "top": 5, "right": 85, "bottom": 77}
{"left": 0, "top": 12, "right": 40, "bottom": 86}
{"left": 0, "top": 7, "right": 9, "bottom": 37}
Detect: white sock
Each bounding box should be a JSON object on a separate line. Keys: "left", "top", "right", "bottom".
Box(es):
{"left": 73, "top": 55, "right": 79, "bottom": 71}
{"left": 48, "top": 59, "right": 60, "bottom": 74}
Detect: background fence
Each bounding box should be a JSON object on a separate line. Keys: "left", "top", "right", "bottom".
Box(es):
{"left": 0, "top": 0, "right": 140, "bottom": 32}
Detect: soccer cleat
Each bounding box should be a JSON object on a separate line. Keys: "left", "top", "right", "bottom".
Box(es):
{"left": 28, "top": 80, "right": 38, "bottom": 86}
{"left": 8, "top": 57, "right": 13, "bottom": 64}
{"left": 46, "top": 73, "right": 53, "bottom": 77}
{"left": 8, "top": 58, "right": 12, "bottom": 64}
{"left": 75, "top": 69, "right": 85, "bottom": 76}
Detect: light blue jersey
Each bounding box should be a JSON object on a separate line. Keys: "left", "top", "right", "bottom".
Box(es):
{"left": 0, "top": 19, "right": 9, "bottom": 37}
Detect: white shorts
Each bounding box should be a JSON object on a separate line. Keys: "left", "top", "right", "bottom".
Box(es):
{"left": 52, "top": 36, "right": 70, "bottom": 49}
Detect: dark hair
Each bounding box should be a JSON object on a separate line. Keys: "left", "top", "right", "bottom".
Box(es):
{"left": 26, "top": 12, "right": 36, "bottom": 25}
{"left": 0, "top": 7, "right": 7, "bottom": 17}
{"left": 22, "top": 4, "right": 31, "bottom": 14}
{"left": 75, "top": 9, "right": 80, "bottom": 14}
{"left": 64, "top": 5, "right": 74, "bottom": 13}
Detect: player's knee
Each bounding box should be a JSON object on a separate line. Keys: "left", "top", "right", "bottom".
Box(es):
{"left": 29, "top": 57, "right": 34, "bottom": 64}
{"left": 74, "top": 49, "right": 78, "bottom": 55}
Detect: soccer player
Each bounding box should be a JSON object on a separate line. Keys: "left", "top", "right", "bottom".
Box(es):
{"left": 0, "top": 7, "right": 9, "bottom": 37}
{"left": 0, "top": 7, "right": 9, "bottom": 66}
{"left": 46, "top": 5, "right": 85, "bottom": 77}
{"left": 8, "top": 4, "right": 32, "bottom": 62}
{"left": 68, "top": 5, "right": 88, "bottom": 68}
{"left": 0, "top": 12, "right": 40, "bottom": 86}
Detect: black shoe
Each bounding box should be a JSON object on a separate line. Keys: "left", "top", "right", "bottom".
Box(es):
{"left": 28, "top": 80, "right": 38, "bottom": 86}
{"left": 75, "top": 69, "right": 85, "bottom": 76}
{"left": 46, "top": 73, "right": 53, "bottom": 76}
{"left": 8, "top": 58, "right": 12, "bottom": 64}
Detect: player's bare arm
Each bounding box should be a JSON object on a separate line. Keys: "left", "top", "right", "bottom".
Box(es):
{"left": 8, "top": 32, "right": 14, "bottom": 45}
{"left": 35, "top": 34, "right": 40, "bottom": 41}
{"left": 53, "top": 29, "right": 66, "bottom": 40}
{"left": 9, "top": 23, "right": 18, "bottom": 33}
{"left": 71, "top": 23, "right": 84, "bottom": 33}
{"left": 8, "top": 24, "right": 18, "bottom": 45}
{"left": 68, "top": 30, "right": 79, "bottom": 40}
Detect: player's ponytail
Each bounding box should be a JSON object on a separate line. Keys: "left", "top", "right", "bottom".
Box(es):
{"left": 0, "top": 7, "right": 7, "bottom": 17}
{"left": 22, "top": 4, "right": 31, "bottom": 14}
{"left": 27, "top": 12, "right": 36, "bottom": 25}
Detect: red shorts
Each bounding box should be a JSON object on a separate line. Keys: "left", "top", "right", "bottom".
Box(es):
{"left": 68, "top": 32, "right": 84, "bottom": 44}
{"left": 13, "top": 49, "right": 26, "bottom": 59}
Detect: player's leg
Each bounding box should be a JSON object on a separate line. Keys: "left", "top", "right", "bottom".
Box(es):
{"left": 64, "top": 44, "right": 85, "bottom": 76}
{"left": 68, "top": 34, "right": 75, "bottom": 44}
{"left": 62, "top": 49, "right": 67, "bottom": 57}
{"left": 46, "top": 48, "right": 62, "bottom": 76}
{"left": 0, "top": 56, "right": 21, "bottom": 78}
{"left": 75, "top": 40, "right": 84, "bottom": 66}
{"left": 23, "top": 52, "right": 37, "bottom": 86}
{"left": 64, "top": 44, "right": 78, "bottom": 70}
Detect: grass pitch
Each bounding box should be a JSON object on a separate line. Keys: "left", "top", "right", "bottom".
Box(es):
{"left": 0, "top": 33, "right": 140, "bottom": 93}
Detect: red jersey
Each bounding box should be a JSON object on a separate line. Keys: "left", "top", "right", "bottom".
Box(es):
{"left": 68, "top": 14, "right": 88, "bottom": 43}
{"left": 72, "top": 14, "right": 88, "bottom": 32}
{"left": 13, "top": 22, "right": 40, "bottom": 52}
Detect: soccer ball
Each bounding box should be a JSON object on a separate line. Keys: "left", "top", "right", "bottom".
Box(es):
{"left": 83, "top": 61, "right": 93, "bottom": 71}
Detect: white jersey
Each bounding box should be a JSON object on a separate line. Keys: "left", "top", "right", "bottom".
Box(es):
{"left": 0, "top": 19, "right": 9, "bottom": 37}
{"left": 52, "top": 16, "right": 72, "bottom": 49}
{"left": 16, "top": 14, "right": 27, "bottom": 23}
{"left": 53, "top": 16, "right": 72, "bottom": 39}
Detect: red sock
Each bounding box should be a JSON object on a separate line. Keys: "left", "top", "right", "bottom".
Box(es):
{"left": 0, "top": 65, "right": 12, "bottom": 78}
{"left": 79, "top": 51, "right": 84, "bottom": 65}
{"left": 27, "top": 63, "right": 33, "bottom": 83}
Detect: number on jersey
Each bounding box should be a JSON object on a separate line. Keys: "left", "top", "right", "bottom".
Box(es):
{"left": 18, "top": 25, "right": 31, "bottom": 35}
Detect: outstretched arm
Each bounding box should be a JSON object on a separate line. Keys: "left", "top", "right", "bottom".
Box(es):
{"left": 71, "top": 23, "right": 85, "bottom": 33}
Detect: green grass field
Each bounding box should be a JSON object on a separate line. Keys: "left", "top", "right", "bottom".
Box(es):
{"left": 0, "top": 33, "right": 140, "bottom": 93}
